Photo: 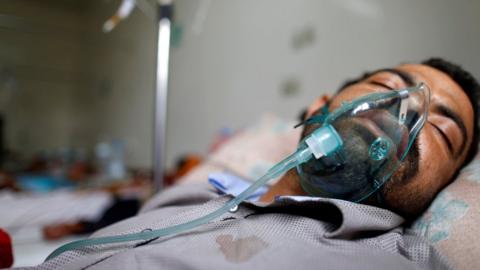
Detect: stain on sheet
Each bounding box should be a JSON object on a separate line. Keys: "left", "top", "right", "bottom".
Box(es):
{"left": 216, "top": 234, "right": 268, "bottom": 263}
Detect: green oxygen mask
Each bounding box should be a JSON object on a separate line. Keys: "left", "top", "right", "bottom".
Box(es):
{"left": 46, "top": 83, "right": 429, "bottom": 261}
{"left": 297, "top": 83, "right": 430, "bottom": 202}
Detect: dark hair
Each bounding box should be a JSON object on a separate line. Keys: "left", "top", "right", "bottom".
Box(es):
{"left": 333, "top": 58, "right": 480, "bottom": 165}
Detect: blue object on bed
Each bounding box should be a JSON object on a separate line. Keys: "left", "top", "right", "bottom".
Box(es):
{"left": 16, "top": 174, "right": 74, "bottom": 192}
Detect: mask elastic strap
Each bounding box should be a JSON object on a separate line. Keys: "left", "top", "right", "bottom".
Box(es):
{"left": 294, "top": 105, "right": 329, "bottom": 128}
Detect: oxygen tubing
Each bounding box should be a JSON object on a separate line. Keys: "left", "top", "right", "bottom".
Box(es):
{"left": 46, "top": 146, "right": 313, "bottom": 261}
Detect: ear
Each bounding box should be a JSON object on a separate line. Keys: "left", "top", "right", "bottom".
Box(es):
{"left": 305, "top": 95, "right": 330, "bottom": 119}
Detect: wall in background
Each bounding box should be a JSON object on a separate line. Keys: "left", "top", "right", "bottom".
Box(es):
{"left": 76, "top": 1, "right": 156, "bottom": 169}
{"left": 0, "top": 0, "right": 85, "bottom": 158}
{"left": 1, "top": 0, "right": 479, "bottom": 171}
{"left": 166, "top": 0, "right": 480, "bottom": 167}
{"left": 0, "top": 0, "right": 156, "bottom": 169}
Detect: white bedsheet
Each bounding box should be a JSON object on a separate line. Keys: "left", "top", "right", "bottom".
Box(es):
{"left": 0, "top": 189, "right": 112, "bottom": 267}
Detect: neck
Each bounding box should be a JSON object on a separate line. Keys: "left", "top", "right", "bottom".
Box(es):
{"left": 259, "top": 169, "right": 307, "bottom": 203}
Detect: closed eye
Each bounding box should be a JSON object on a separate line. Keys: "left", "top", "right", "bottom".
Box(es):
{"left": 429, "top": 121, "right": 454, "bottom": 155}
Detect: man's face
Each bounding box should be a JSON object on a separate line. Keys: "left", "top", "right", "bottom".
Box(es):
{"left": 306, "top": 64, "right": 475, "bottom": 217}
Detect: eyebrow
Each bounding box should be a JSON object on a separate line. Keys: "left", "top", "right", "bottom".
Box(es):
{"left": 371, "top": 68, "right": 416, "bottom": 87}
{"left": 435, "top": 104, "right": 468, "bottom": 157}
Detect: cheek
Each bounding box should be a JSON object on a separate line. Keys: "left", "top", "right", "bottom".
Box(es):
{"left": 381, "top": 129, "right": 454, "bottom": 216}
{"left": 387, "top": 127, "right": 452, "bottom": 194}
{"left": 415, "top": 127, "right": 456, "bottom": 189}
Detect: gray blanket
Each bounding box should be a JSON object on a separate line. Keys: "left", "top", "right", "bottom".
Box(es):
{"left": 31, "top": 182, "right": 451, "bottom": 270}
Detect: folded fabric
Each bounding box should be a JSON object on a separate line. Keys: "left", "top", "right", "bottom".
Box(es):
{"left": 208, "top": 172, "right": 268, "bottom": 201}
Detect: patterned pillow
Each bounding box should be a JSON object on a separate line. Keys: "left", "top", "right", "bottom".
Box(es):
{"left": 178, "top": 114, "right": 300, "bottom": 185}
{"left": 412, "top": 154, "right": 480, "bottom": 269}
{"left": 179, "top": 114, "right": 480, "bottom": 269}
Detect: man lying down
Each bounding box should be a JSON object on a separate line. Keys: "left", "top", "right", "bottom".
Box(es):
{"left": 33, "top": 58, "right": 479, "bottom": 270}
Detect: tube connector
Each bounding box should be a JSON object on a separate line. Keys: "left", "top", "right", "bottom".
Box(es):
{"left": 305, "top": 124, "right": 343, "bottom": 159}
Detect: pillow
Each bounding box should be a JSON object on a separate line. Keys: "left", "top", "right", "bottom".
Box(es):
{"left": 178, "top": 114, "right": 480, "bottom": 269}
{"left": 178, "top": 114, "right": 301, "bottom": 185}
{"left": 411, "top": 154, "right": 480, "bottom": 269}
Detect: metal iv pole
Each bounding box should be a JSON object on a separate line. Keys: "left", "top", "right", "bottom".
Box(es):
{"left": 153, "top": 0, "right": 172, "bottom": 192}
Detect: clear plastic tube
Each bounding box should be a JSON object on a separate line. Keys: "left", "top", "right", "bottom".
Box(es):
{"left": 46, "top": 147, "right": 313, "bottom": 261}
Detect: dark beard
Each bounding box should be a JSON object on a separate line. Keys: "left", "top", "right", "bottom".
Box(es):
{"left": 385, "top": 140, "right": 420, "bottom": 186}
{"left": 299, "top": 118, "right": 420, "bottom": 201}
{"left": 299, "top": 119, "right": 382, "bottom": 199}
{"left": 375, "top": 140, "right": 421, "bottom": 217}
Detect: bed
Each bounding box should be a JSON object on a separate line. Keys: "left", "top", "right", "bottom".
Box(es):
{"left": 0, "top": 189, "right": 111, "bottom": 267}
{"left": 3, "top": 114, "right": 479, "bottom": 269}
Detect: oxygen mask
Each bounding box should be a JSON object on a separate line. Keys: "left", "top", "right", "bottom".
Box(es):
{"left": 297, "top": 83, "right": 430, "bottom": 201}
